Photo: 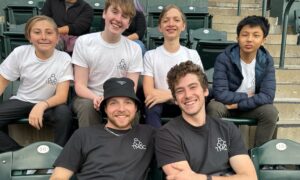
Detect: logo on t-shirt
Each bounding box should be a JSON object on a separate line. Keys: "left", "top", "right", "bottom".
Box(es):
{"left": 118, "top": 59, "right": 129, "bottom": 76}
{"left": 215, "top": 138, "right": 227, "bottom": 152}
{"left": 47, "top": 74, "right": 57, "bottom": 85}
{"left": 132, "top": 138, "right": 146, "bottom": 150}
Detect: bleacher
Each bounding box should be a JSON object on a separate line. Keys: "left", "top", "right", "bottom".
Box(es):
{"left": 1, "top": 0, "right": 300, "bottom": 179}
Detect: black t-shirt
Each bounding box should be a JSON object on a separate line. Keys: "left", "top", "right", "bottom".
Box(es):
{"left": 54, "top": 124, "right": 155, "bottom": 180}
{"left": 155, "top": 116, "right": 247, "bottom": 175}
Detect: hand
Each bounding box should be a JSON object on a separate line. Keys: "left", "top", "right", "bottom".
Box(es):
{"left": 93, "top": 96, "right": 103, "bottom": 111}
{"left": 145, "top": 90, "right": 172, "bottom": 108}
{"left": 28, "top": 102, "right": 48, "bottom": 130}
{"left": 247, "top": 92, "right": 254, "bottom": 97}
{"left": 226, "top": 103, "right": 238, "bottom": 110}
{"left": 166, "top": 164, "right": 206, "bottom": 180}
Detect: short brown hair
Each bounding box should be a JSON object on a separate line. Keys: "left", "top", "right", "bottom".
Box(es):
{"left": 167, "top": 61, "right": 208, "bottom": 99}
{"left": 104, "top": 0, "right": 136, "bottom": 21}
{"left": 25, "top": 15, "right": 58, "bottom": 40}
{"left": 158, "top": 4, "right": 186, "bottom": 25}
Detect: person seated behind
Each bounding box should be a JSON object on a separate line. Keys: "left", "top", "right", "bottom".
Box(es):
{"left": 155, "top": 61, "right": 257, "bottom": 180}
{"left": 143, "top": 4, "right": 203, "bottom": 128}
{"left": 206, "top": 15, "right": 278, "bottom": 147}
{"left": 50, "top": 77, "right": 155, "bottom": 180}
{"left": 0, "top": 15, "right": 73, "bottom": 153}
{"left": 41, "top": 0, "right": 93, "bottom": 53}
{"left": 122, "top": 0, "right": 146, "bottom": 55}
{"left": 71, "top": 0, "right": 143, "bottom": 127}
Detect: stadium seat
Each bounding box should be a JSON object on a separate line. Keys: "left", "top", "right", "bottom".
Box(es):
{"left": 250, "top": 139, "right": 300, "bottom": 180}
{"left": 146, "top": 27, "right": 188, "bottom": 50}
{"left": 189, "top": 28, "right": 227, "bottom": 49}
{"left": 0, "top": 141, "right": 62, "bottom": 180}
{"left": 86, "top": 0, "right": 105, "bottom": 32}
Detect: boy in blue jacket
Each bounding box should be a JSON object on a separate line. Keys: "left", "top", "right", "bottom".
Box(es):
{"left": 207, "top": 15, "right": 278, "bottom": 147}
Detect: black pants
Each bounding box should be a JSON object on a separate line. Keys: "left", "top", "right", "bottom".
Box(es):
{"left": 0, "top": 99, "right": 73, "bottom": 152}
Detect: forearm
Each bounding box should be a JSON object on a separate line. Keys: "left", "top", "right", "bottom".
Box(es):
{"left": 75, "top": 83, "right": 99, "bottom": 100}
{"left": 58, "top": 26, "right": 69, "bottom": 35}
{"left": 0, "top": 75, "right": 10, "bottom": 96}
{"left": 127, "top": 33, "right": 139, "bottom": 41}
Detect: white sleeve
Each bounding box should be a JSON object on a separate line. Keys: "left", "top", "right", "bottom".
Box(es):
{"left": 71, "top": 36, "right": 88, "bottom": 68}
{"left": 142, "top": 51, "right": 154, "bottom": 77}
{"left": 192, "top": 50, "right": 204, "bottom": 71}
{"left": 58, "top": 55, "right": 74, "bottom": 83}
{"left": 128, "top": 44, "right": 143, "bottom": 73}
{"left": 0, "top": 48, "right": 21, "bottom": 81}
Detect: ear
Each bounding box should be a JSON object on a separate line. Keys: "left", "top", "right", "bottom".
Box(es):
{"left": 102, "top": 10, "right": 106, "bottom": 19}
{"left": 204, "top": 88, "right": 209, "bottom": 97}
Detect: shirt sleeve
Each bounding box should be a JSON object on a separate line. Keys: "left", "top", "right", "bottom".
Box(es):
{"left": 58, "top": 54, "right": 74, "bottom": 83}
{"left": 0, "top": 48, "right": 21, "bottom": 81}
{"left": 155, "top": 127, "right": 187, "bottom": 167}
{"left": 128, "top": 42, "right": 143, "bottom": 73}
{"left": 228, "top": 123, "right": 248, "bottom": 157}
{"left": 142, "top": 51, "right": 154, "bottom": 76}
{"left": 71, "top": 36, "right": 88, "bottom": 68}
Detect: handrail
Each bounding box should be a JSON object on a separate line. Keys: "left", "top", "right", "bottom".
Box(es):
{"left": 262, "top": 0, "right": 267, "bottom": 17}
{"left": 237, "top": 0, "right": 241, "bottom": 16}
{"left": 279, "top": 0, "right": 296, "bottom": 69}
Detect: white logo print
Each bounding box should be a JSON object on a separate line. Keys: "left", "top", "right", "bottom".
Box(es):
{"left": 132, "top": 138, "right": 146, "bottom": 150}
{"left": 215, "top": 138, "right": 227, "bottom": 152}
{"left": 116, "top": 80, "right": 126, "bottom": 85}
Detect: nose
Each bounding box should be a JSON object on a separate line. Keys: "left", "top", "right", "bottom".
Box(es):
{"left": 167, "top": 19, "right": 174, "bottom": 26}
{"left": 41, "top": 32, "right": 46, "bottom": 39}
{"left": 247, "top": 34, "right": 253, "bottom": 41}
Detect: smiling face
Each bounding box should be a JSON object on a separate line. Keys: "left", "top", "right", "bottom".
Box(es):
{"left": 105, "top": 97, "right": 137, "bottom": 130}
{"left": 102, "top": 4, "right": 131, "bottom": 37}
{"left": 158, "top": 7, "right": 186, "bottom": 41}
{"left": 174, "top": 73, "right": 208, "bottom": 118}
{"left": 237, "top": 25, "right": 266, "bottom": 58}
{"left": 27, "top": 20, "right": 59, "bottom": 59}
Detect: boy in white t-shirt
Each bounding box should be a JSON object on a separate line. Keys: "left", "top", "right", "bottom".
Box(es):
{"left": 207, "top": 15, "right": 278, "bottom": 147}
{"left": 142, "top": 5, "right": 203, "bottom": 128}
{"left": 0, "top": 16, "right": 73, "bottom": 152}
{"left": 72, "top": 0, "right": 143, "bottom": 127}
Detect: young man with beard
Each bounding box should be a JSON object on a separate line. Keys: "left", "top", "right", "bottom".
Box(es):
{"left": 155, "top": 61, "right": 257, "bottom": 180}
{"left": 50, "top": 77, "right": 155, "bottom": 179}
{"left": 71, "top": 0, "right": 143, "bottom": 127}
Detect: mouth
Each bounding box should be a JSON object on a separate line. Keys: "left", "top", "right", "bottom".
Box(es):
{"left": 245, "top": 45, "right": 253, "bottom": 49}
{"left": 111, "top": 21, "right": 122, "bottom": 29}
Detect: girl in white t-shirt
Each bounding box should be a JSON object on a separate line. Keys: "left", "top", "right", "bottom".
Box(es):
{"left": 142, "top": 4, "right": 203, "bottom": 127}
{"left": 0, "top": 15, "right": 74, "bottom": 153}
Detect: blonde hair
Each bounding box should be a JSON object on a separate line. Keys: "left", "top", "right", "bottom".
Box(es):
{"left": 104, "top": 0, "right": 136, "bottom": 21}
{"left": 25, "top": 15, "right": 58, "bottom": 40}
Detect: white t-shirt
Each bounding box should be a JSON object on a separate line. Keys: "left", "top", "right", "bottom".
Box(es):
{"left": 236, "top": 58, "right": 256, "bottom": 94}
{"left": 143, "top": 45, "right": 203, "bottom": 90}
{"left": 72, "top": 32, "right": 143, "bottom": 96}
{"left": 0, "top": 45, "right": 73, "bottom": 103}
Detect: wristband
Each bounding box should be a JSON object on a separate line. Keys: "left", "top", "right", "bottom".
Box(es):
{"left": 43, "top": 100, "right": 49, "bottom": 108}
{"left": 207, "top": 175, "right": 212, "bottom": 180}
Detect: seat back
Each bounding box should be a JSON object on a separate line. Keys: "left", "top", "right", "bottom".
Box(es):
{"left": 86, "top": 0, "right": 105, "bottom": 32}
{"left": 0, "top": 141, "right": 62, "bottom": 180}
{"left": 189, "top": 28, "right": 227, "bottom": 49}
{"left": 250, "top": 139, "right": 300, "bottom": 180}
{"left": 196, "top": 40, "right": 234, "bottom": 71}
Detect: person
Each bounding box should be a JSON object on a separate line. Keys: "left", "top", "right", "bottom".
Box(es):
{"left": 122, "top": 0, "right": 146, "bottom": 55}
{"left": 155, "top": 61, "right": 257, "bottom": 180}
{"left": 206, "top": 15, "right": 278, "bottom": 147}
{"left": 0, "top": 15, "right": 73, "bottom": 152}
{"left": 41, "top": 0, "right": 93, "bottom": 53}
{"left": 50, "top": 77, "right": 155, "bottom": 180}
{"left": 142, "top": 4, "right": 203, "bottom": 128}
{"left": 71, "top": 0, "right": 143, "bottom": 127}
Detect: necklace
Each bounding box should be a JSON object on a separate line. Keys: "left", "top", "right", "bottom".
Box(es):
{"left": 104, "top": 126, "right": 121, "bottom": 137}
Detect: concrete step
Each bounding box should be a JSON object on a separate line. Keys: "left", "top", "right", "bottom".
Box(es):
{"left": 212, "top": 23, "right": 282, "bottom": 34}
{"left": 226, "top": 33, "right": 298, "bottom": 45}
{"left": 274, "top": 100, "right": 300, "bottom": 121}
{"left": 277, "top": 126, "right": 300, "bottom": 143}
{"left": 208, "top": 0, "right": 262, "bottom": 4}
{"left": 208, "top": 7, "right": 263, "bottom": 16}
{"left": 274, "top": 58, "right": 300, "bottom": 67}
{"left": 275, "top": 84, "right": 300, "bottom": 99}
{"left": 265, "top": 44, "right": 300, "bottom": 58}
{"left": 212, "top": 15, "right": 278, "bottom": 25}
{"left": 276, "top": 69, "right": 300, "bottom": 84}
{"left": 209, "top": 1, "right": 261, "bottom": 8}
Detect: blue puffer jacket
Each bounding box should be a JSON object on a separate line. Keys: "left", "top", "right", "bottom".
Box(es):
{"left": 212, "top": 43, "right": 276, "bottom": 111}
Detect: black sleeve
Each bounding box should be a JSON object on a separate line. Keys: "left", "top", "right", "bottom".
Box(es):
{"left": 228, "top": 123, "right": 248, "bottom": 157}
{"left": 68, "top": 3, "right": 94, "bottom": 36}
{"left": 41, "top": 0, "right": 52, "bottom": 16}
{"left": 134, "top": 11, "right": 146, "bottom": 40}
{"left": 155, "top": 127, "right": 187, "bottom": 168}
{"left": 53, "top": 130, "right": 84, "bottom": 172}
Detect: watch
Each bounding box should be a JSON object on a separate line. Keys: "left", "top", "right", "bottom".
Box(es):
{"left": 207, "top": 175, "right": 212, "bottom": 180}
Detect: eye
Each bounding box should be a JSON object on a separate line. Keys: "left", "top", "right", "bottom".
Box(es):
{"left": 175, "top": 89, "right": 183, "bottom": 94}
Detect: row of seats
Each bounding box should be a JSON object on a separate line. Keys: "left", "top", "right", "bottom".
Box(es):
{"left": 1, "top": 138, "right": 300, "bottom": 179}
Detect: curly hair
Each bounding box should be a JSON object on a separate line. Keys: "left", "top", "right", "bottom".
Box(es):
{"left": 167, "top": 61, "right": 208, "bottom": 99}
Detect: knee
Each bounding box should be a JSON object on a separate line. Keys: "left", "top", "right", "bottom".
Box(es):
{"left": 206, "top": 100, "right": 227, "bottom": 118}
{"left": 257, "top": 104, "right": 278, "bottom": 123}
{"left": 145, "top": 104, "right": 163, "bottom": 115}
{"left": 72, "top": 97, "right": 94, "bottom": 114}
{"left": 54, "top": 105, "right": 73, "bottom": 124}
